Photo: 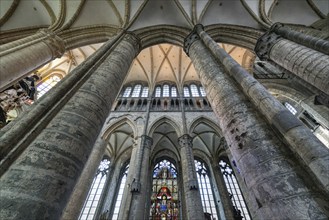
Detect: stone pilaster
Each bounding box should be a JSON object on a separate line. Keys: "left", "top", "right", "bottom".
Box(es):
{"left": 255, "top": 23, "right": 329, "bottom": 95}
{"left": 185, "top": 27, "right": 328, "bottom": 219}
{"left": 178, "top": 134, "right": 204, "bottom": 220}
{"left": 0, "top": 33, "right": 140, "bottom": 220}
{"left": 0, "top": 29, "right": 66, "bottom": 91}
{"left": 196, "top": 25, "right": 329, "bottom": 193}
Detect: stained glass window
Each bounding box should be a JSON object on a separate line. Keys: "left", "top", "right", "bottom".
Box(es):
{"left": 163, "top": 85, "right": 170, "bottom": 97}
{"left": 37, "top": 75, "right": 61, "bottom": 98}
{"left": 219, "top": 159, "right": 251, "bottom": 220}
{"left": 150, "top": 160, "right": 179, "bottom": 220}
{"left": 183, "top": 87, "right": 190, "bottom": 97}
{"left": 123, "top": 87, "right": 132, "bottom": 97}
{"left": 141, "top": 87, "right": 149, "bottom": 97}
{"left": 195, "top": 160, "right": 218, "bottom": 219}
{"left": 79, "top": 158, "right": 110, "bottom": 220}
{"left": 132, "top": 84, "right": 142, "bottom": 97}
{"left": 155, "top": 87, "right": 161, "bottom": 97}
{"left": 190, "top": 84, "right": 199, "bottom": 97}
{"left": 112, "top": 164, "right": 129, "bottom": 220}
{"left": 171, "top": 87, "right": 177, "bottom": 97}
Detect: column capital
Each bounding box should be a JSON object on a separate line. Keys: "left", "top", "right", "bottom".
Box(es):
{"left": 124, "top": 31, "right": 141, "bottom": 56}
{"left": 141, "top": 135, "right": 153, "bottom": 149}
{"left": 178, "top": 134, "right": 193, "bottom": 149}
{"left": 254, "top": 30, "right": 282, "bottom": 61}
{"left": 183, "top": 24, "right": 204, "bottom": 56}
{"left": 39, "top": 29, "right": 66, "bottom": 59}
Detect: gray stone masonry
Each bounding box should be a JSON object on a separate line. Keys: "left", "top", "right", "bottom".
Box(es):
{"left": 0, "top": 29, "right": 65, "bottom": 91}
{"left": 0, "top": 33, "right": 140, "bottom": 220}
{"left": 255, "top": 24, "right": 329, "bottom": 95}
{"left": 186, "top": 28, "right": 329, "bottom": 219}
{"left": 197, "top": 25, "right": 329, "bottom": 193}
{"left": 178, "top": 134, "right": 204, "bottom": 220}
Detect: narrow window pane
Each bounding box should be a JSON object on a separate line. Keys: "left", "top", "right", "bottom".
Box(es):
{"left": 184, "top": 87, "right": 190, "bottom": 97}
{"left": 79, "top": 158, "right": 110, "bottom": 220}
{"left": 131, "top": 84, "right": 142, "bottom": 97}
{"left": 112, "top": 165, "right": 129, "bottom": 220}
{"left": 123, "top": 87, "right": 132, "bottom": 97}
{"left": 171, "top": 87, "right": 177, "bottom": 97}
{"left": 219, "top": 159, "right": 251, "bottom": 220}
{"left": 191, "top": 84, "right": 199, "bottom": 97}
{"left": 195, "top": 160, "right": 218, "bottom": 219}
{"left": 163, "top": 84, "right": 170, "bottom": 97}
{"left": 141, "top": 87, "right": 149, "bottom": 97}
{"left": 200, "top": 86, "right": 206, "bottom": 97}
{"left": 155, "top": 87, "right": 161, "bottom": 97}
{"left": 37, "top": 75, "right": 61, "bottom": 99}
{"left": 284, "top": 102, "right": 297, "bottom": 115}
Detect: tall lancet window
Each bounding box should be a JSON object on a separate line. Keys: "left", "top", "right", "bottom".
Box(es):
{"left": 79, "top": 158, "right": 110, "bottom": 220}
{"left": 219, "top": 159, "right": 251, "bottom": 220}
{"left": 37, "top": 75, "right": 61, "bottom": 98}
{"left": 194, "top": 160, "right": 218, "bottom": 219}
{"left": 112, "top": 164, "right": 129, "bottom": 220}
{"left": 123, "top": 87, "right": 132, "bottom": 97}
{"left": 150, "top": 160, "right": 179, "bottom": 220}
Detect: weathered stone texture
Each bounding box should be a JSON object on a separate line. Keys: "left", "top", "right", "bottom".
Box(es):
{"left": 0, "top": 33, "right": 139, "bottom": 220}
{"left": 188, "top": 38, "right": 328, "bottom": 219}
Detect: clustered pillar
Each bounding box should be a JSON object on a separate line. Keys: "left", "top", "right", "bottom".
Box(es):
{"left": 184, "top": 25, "right": 329, "bottom": 219}
{"left": 0, "top": 33, "right": 140, "bottom": 220}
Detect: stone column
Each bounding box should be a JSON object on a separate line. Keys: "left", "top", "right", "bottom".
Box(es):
{"left": 184, "top": 27, "right": 328, "bottom": 219}
{"left": 178, "top": 134, "right": 204, "bottom": 220}
{"left": 0, "top": 29, "right": 66, "bottom": 91}
{"left": 61, "top": 135, "right": 107, "bottom": 220}
{"left": 255, "top": 23, "right": 329, "bottom": 95}
{"left": 128, "top": 135, "right": 153, "bottom": 220}
{"left": 195, "top": 25, "right": 329, "bottom": 193}
{"left": 0, "top": 33, "right": 140, "bottom": 220}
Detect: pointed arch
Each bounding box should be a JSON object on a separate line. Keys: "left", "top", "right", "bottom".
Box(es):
{"left": 102, "top": 116, "right": 137, "bottom": 140}
{"left": 189, "top": 116, "right": 222, "bottom": 136}
{"left": 148, "top": 116, "right": 182, "bottom": 137}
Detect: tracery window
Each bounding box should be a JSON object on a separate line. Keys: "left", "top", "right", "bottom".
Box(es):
{"left": 37, "top": 75, "right": 61, "bottom": 98}
{"left": 190, "top": 84, "right": 199, "bottom": 97}
{"left": 79, "top": 158, "right": 110, "bottom": 220}
{"left": 284, "top": 102, "right": 297, "bottom": 115}
{"left": 112, "top": 164, "right": 129, "bottom": 220}
{"left": 131, "top": 84, "right": 142, "bottom": 97}
{"left": 141, "top": 87, "right": 149, "bottom": 97}
{"left": 155, "top": 87, "right": 161, "bottom": 97}
{"left": 183, "top": 87, "right": 190, "bottom": 97}
{"left": 150, "top": 160, "right": 179, "bottom": 220}
{"left": 219, "top": 159, "right": 251, "bottom": 220}
{"left": 123, "top": 87, "right": 132, "bottom": 97}
{"left": 163, "top": 84, "right": 170, "bottom": 97}
{"left": 200, "top": 87, "right": 206, "bottom": 97}
{"left": 194, "top": 160, "right": 218, "bottom": 219}
{"left": 171, "top": 87, "right": 177, "bottom": 97}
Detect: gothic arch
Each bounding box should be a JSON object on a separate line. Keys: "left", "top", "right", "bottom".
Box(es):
{"left": 102, "top": 116, "right": 137, "bottom": 141}
{"left": 148, "top": 116, "right": 182, "bottom": 137}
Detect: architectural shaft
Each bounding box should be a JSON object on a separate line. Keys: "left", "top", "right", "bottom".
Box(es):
{"left": 0, "top": 30, "right": 65, "bottom": 91}
{"left": 178, "top": 134, "right": 204, "bottom": 220}
{"left": 0, "top": 33, "right": 124, "bottom": 176}
{"left": 197, "top": 27, "right": 329, "bottom": 192}
{"left": 255, "top": 29, "right": 329, "bottom": 95}
{"left": 188, "top": 36, "right": 328, "bottom": 219}
{"left": 0, "top": 33, "right": 139, "bottom": 220}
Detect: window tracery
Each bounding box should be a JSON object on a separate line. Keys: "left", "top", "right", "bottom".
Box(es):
{"left": 183, "top": 87, "right": 190, "bottom": 97}
{"left": 163, "top": 84, "right": 170, "bottom": 97}
{"left": 171, "top": 87, "right": 177, "bottom": 97}
{"left": 194, "top": 160, "right": 218, "bottom": 219}
{"left": 219, "top": 159, "right": 250, "bottom": 220}
{"left": 190, "top": 84, "right": 199, "bottom": 97}
{"left": 79, "top": 158, "right": 110, "bottom": 220}
{"left": 112, "top": 164, "right": 129, "bottom": 220}
{"left": 123, "top": 87, "right": 132, "bottom": 97}
{"left": 37, "top": 75, "right": 61, "bottom": 98}
{"left": 150, "top": 160, "right": 179, "bottom": 220}
{"left": 131, "top": 84, "right": 142, "bottom": 97}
